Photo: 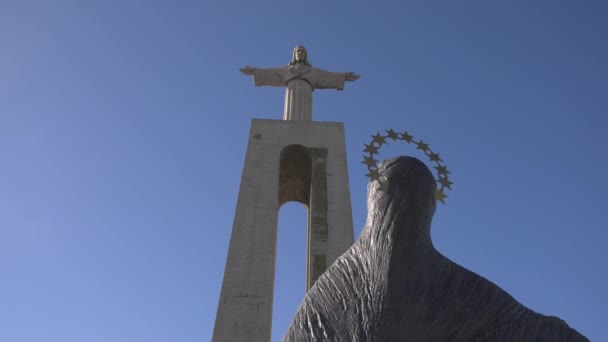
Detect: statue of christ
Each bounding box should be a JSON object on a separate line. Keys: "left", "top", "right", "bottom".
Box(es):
{"left": 240, "top": 46, "right": 359, "bottom": 121}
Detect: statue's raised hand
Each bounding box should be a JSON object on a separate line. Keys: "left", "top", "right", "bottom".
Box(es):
{"left": 345, "top": 72, "right": 360, "bottom": 81}
{"left": 240, "top": 66, "right": 255, "bottom": 75}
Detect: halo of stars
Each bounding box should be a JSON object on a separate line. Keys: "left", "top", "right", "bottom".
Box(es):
{"left": 362, "top": 129, "right": 453, "bottom": 204}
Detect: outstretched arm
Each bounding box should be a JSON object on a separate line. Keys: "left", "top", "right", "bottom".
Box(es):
{"left": 239, "top": 66, "right": 285, "bottom": 87}
{"left": 239, "top": 66, "right": 255, "bottom": 75}
{"left": 344, "top": 72, "right": 360, "bottom": 81}
{"left": 314, "top": 69, "right": 360, "bottom": 90}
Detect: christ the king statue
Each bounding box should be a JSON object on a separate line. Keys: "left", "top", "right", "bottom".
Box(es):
{"left": 240, "top": 46, "right": 359, "bottom": 121}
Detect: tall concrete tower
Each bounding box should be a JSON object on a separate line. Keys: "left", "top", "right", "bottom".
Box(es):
{"left": 212, "top": 46, "right": 358, "bottom": 342}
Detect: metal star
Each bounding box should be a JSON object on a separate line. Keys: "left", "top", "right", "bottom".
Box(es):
{"left": 429, "top": 152, "right": 442, "bottom": 162}
{"left": 362, "top": 156, "right": 378, "bottom": 168}
{"left": 416, "top": 140, "right": 429, "bottom": 152}
{"left": 435, "top": 164, "right": 450, "bottom": 175}
{"left": 371, "top": 133, "right": 386, "bottom": 146}
{"left": 363, "top": 143, "right": 379, "bottom": 155}
{"left": 362, "top": 128, "right": 453, "bottom": 204}
{"left": 366, "top": 169, "right": 380, "bottom": 182}
{"left": 438, "top": 176, "right": 453, "bottom": 190}
{"left": 435, "top": 188, "right": 447, "bottom": 204}
{"left": 401, "top": 131, "right": 414, "bottom": 143}
{"left": 385, "top": 129, "right": 399, "bottom": 141}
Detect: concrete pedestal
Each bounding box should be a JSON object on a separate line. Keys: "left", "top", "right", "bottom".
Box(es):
{"left": 212, "top": 119, "right": 355, "bottom": 342}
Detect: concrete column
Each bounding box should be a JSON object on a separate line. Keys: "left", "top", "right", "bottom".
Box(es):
{"left": 213, "top": 119, "right": 354, "bottom": 342}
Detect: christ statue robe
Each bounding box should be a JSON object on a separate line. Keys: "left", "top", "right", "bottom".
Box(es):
{"left": 249, "top": 64, "right": 351, "bottom": 121}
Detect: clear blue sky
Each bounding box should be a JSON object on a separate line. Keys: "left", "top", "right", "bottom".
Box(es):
{"left": 1, "top": 1, "right": 606, "bottom": 341}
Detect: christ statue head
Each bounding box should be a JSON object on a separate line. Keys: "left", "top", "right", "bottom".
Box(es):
{"left": 289, "top": 46, "right": 312, "bottom": 66}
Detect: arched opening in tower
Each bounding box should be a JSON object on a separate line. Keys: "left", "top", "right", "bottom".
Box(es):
{"left": 272, "top": 144, "right": 313, "bottom": 340}
{"left": 273, "top": 202, "right": 308, "bottom": 341}
{"left": 278, "top": 144, "right": 312, "bottom": 206}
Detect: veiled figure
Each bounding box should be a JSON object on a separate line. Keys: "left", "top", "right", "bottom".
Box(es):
{"left": 240, "top": 46, "right": 359, "bottom": 121}
{"left": 284, "top": 157, "right": 588, "bottom": 342}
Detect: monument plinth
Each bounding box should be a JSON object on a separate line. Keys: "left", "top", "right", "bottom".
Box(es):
{"left": 213, "top": 47, "right": 358, "bottom": 342}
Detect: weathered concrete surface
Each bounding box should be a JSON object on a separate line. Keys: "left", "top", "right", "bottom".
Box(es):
{"left": 212, "top": 119, "right": 355, "bottom": 342}
{"left": 284, "top": 156, "right": 588, "bottom": 342}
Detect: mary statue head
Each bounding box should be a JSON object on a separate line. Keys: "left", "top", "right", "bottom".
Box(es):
{"left": 289, "top": 46, "right": 312, "bottom": 66}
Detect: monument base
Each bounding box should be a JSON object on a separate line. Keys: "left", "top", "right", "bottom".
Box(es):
{"left": 212, "top": 119, "right": 355, "bottom": 342}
